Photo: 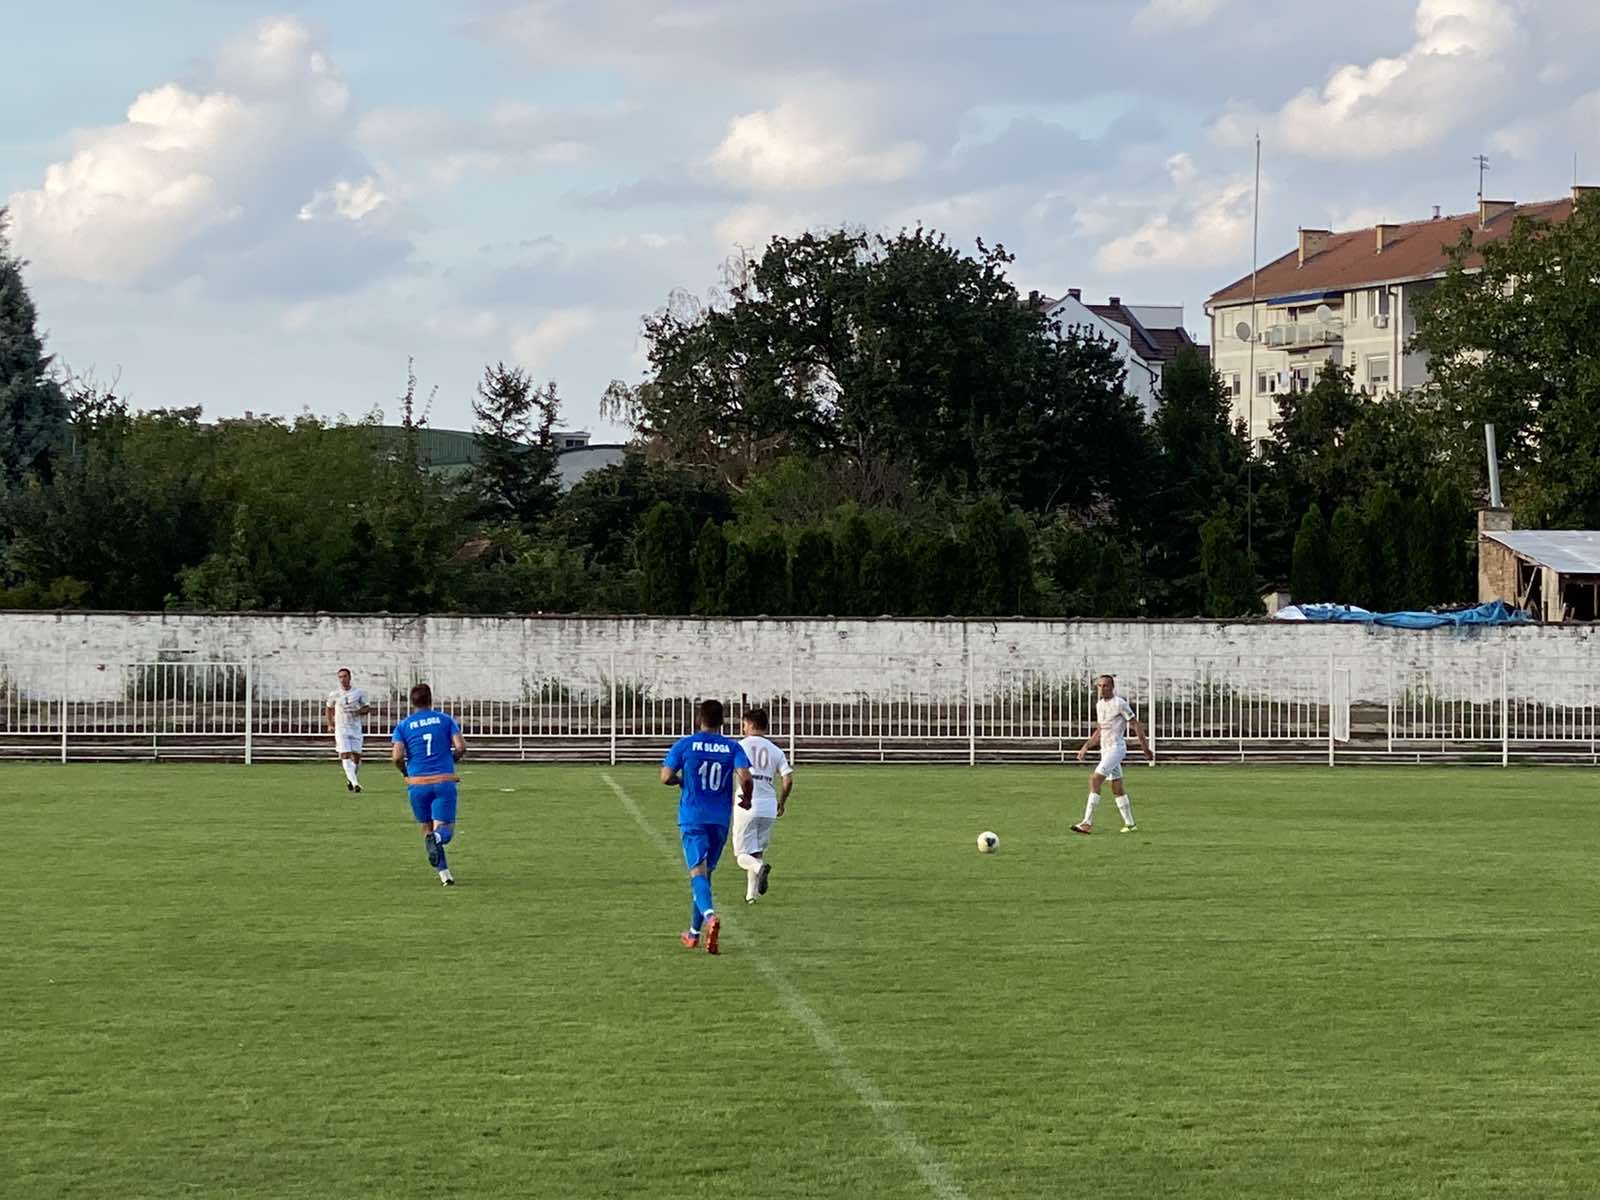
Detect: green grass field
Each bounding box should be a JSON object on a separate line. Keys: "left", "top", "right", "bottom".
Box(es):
{"left": 4, "top": 763, "right": 1598, "bottom": 1199}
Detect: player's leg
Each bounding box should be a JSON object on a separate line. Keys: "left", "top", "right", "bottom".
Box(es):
{"left": 411, "top": 785, "right": 446, "bottom": 874}
{"left": 1073, "top": 771, "right": 1105, "bottom": 834}
{"left": 349, "top": 749, "right": 363, "bottom": 793}
{"left": 680, "top": 827, "right": 712, "bottom": 947}
{"left": 743, "top": 817, "right": 775, "bottom": 900}
{"left": 430, "top": 785, "right": 459, "bottom": 884}
{"left": 1111, "top": 777, "right": 1136, "bottom": 832}
{"left": 732, "top": 809, "right": 764, "bottom": 902}
{"left": 699, "top": 825, "right": 728, "bottom": 953}
{"left": 337, "top": 734, "right": 359, "bottom": 790}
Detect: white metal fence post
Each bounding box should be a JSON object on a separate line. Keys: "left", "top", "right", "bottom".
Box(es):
{"left": 1147, "top": 648, "right": 1157, "bottom": 765}
{"left": 608, "top": 651, "right": 617, "bottom": 767}
{"left": 966, "top": 627, "right": 976, "bottom": 767}
{"left": 59, "top": 641, "right": 68, "bottom": 765}
{"left": 244, "top": 654, "right": 254, "bottom": 766}
{"left": 1501, "top": 648, "right": 1510, "bottom": 767}
{"left": 788, "top": 649, "right": 798, "bottom": 765}
{"left": 1327, "top": 649, "right": 1335, "bottom": 767}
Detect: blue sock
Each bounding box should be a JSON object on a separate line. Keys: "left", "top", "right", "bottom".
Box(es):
{"left": 436, "top": 844, "right": 448, "bottom": 870}
{"left": 435, "top": 826, "right": 454, "bottom": 846}
{"left": 690, "top": 874, "right": 714, "bottom": 923}
{"left": 690, "top": 900, "right": 702, "bottom": 936}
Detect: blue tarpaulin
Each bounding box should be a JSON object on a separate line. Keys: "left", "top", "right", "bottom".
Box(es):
{"left": 1273, "top": 600, "right": 1533, "bottom": 629}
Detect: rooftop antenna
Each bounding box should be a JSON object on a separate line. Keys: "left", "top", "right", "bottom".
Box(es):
{"left": 1246, "top": 132, "right": 1261, "bottom": 565}
{"left": 1473, "top": 154, "right": 1491, "bottom": 203}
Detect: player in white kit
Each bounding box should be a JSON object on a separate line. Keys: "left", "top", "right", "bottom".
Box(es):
{"left": 1072, "top": 674, "right": 1150, "bottom": 834}
{"left": 325, "top": 667, "right": 372, "bottom": 793}
{"left": 734, "top": 707, "right": 793, "bottom": 903}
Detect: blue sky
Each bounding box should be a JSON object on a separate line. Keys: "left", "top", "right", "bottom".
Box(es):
{"left": 6, "top": 0, "right": 1600, "bottom": 436}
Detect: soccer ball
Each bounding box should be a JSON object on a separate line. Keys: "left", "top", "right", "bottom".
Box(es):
{"left": 976, "top": 831, "right": 999, "bottom": 854}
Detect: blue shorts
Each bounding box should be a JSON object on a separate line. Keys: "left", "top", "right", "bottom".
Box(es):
{"left": 680, "top": 823, "right": 729, "bottom": 872}
{"left": 408, "top": 782, "right": 458, "bottom": 825}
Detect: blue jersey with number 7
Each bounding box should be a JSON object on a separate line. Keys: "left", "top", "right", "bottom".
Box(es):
{"left": 392, "top": 709, "right": 461, "bottom": 777}
{"left": 663, "top": 733, "right": 750, "bottom": 828}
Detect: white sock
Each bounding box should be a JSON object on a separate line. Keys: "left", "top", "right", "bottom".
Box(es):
{"left": 342, "top": 759, "right": 358, "bottom": 786}
{"left": 747, "top": 868, "right": 760, "bottom": 900}
{"left": 1116, "top": 795, "right": 1135, "bottom": 826}
{"left": 1082, "top": 793, "right": 1100, "bottom": 826}
{"left": 735, "top": 852, "right": 763, "bottom": 873}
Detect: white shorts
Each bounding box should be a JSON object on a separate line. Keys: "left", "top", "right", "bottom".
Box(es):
{"left": 333, "top": 732, "right": 365, "bottom": 755}
{"left": 732, "top": 811, "right": 777, "bottom": 857}
{"left": 1095, "top": 746, "right": 1126, "bottom": 781}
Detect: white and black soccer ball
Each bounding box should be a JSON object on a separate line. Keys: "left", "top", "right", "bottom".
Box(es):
{"left": 976, "top": 831, "right": 999, "bottom": 854}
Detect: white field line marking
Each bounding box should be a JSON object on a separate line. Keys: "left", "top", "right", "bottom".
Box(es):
{"left": 602, "top": 772, "right": 969, "bottom": 1200}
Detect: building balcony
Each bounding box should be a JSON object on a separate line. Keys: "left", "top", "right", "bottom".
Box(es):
{"left": 1261, "top": 321, "right": 1344, "bottom": 350}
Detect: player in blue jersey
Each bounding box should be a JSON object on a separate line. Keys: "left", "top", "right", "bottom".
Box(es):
{"left": 390, "top": 683, "right": 467, "bottom": 887}
{"left": 661, "top": 698, "right": 753, "bottom": 955}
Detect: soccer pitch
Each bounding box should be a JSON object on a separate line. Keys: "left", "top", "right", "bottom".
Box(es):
{"left": 4, "top": 764, "right": 1597, "bottom": 1199}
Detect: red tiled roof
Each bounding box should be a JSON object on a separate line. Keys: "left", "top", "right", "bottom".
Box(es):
{"left": 1207, "top": 198, "right": 1575, "bottom": 308}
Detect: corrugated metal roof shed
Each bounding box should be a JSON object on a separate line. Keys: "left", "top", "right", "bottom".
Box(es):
{"left": 1485, "top": 531, "right": 1600, "bottom": 574}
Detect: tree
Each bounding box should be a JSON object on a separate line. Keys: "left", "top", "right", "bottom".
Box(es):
{"left": 1149, "top": 348, "right": 1249, "bottom": 611}
{"left": 627, "top": 227, "right": 1145, "bottom": 514}
{"left": 1362, "top": 482, "right": 1410, "bottom": 610}
{"left": 1289, "top": 506, "right": 1333, "bottom": 604}
{"left": 1328, "top": 503, "right": 1369, "bottom": 607}
{"left": 1412, "top": 193, "right": 1600, "bottom": 523}
{"left": 1198, "top": 511, "right": 1257, "bottom": 617}
{"left": 789, "top": 527, "right": 838, "bottom": 615}
{"left": 961, "top": 496, "right": 1036, "bottom": 615}
{"left": 0, "top": 211, "right": 68, "bottom": 492}
{"left": 636, "top": 501, "right": 695, "bottom": 613}
{"left": 692, "top": 521, "right": 728, "bottom": 615}
{"left": 469, "top": 363, "right": 561, "bottom": 526}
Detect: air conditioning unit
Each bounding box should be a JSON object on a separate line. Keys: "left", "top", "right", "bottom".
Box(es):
{"left": 1373, "top": 314, "right": 1390, "bottom": 328}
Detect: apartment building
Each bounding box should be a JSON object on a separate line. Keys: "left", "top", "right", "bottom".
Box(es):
{"left": 1041, "top": 289, "right": 1201, "bottom": 419}
{"left": 1205, "top": 189, "right": 1598, "bottom": 446}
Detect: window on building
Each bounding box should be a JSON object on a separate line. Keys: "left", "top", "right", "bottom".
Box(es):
{"left": 1226, "top": 372, "right": 1241, "bottom": 397}
{"left": 1367, "top": 355, "right": 1392, "bottom": 390}
{"left": 1349, "top": 291, "right": 1360, "bottom": 320}
{"left": 1374, "top": 288, "right": 1392, "bottom": 317}
{"left": 1291, "top": 367, "right": 1313, "bottom": 393}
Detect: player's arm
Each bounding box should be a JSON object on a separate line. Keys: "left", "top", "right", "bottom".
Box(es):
{"left": 1128, "top": 717, "right": 1153, "bottom": 760}
{"left": 1076, "top": 728, "right": 1101, "bottom": 762}
{"left": 325, "top": 703, "right": 337, "bottom": 733}
{"left": 391, "top": 739, "right": 408, "bottom": 776}
{"left": 660, "top": 739, "right": 685, "bottom": 787}
{"left": 735, "top": 766, "right": 753, "bottom": 810}
{"left": 777, "top": 767, "right": 794, "bottom": 817}
{"left": 451, "top": 733, "right": 467, "bottom": 761}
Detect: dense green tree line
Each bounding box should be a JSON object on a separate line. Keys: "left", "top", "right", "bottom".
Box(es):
{"left": 4, "top": 200, "right": 1599, "bottom": 617}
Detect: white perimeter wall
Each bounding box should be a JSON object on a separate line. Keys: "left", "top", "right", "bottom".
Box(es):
{"left": 3, "top": 612, "right": 1597, "bottom": 707}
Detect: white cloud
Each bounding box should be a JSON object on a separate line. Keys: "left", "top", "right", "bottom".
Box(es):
{"left": 1166, "top": 152, "right": 1199, "bottom": 186}
{"left": 1132, "top": 0, "right": 1233, "bottom": 33}
{"left": 511, "top": 307, "right": 598, "bottom": 369}
{"left": 424, "top": 310, "right": 502, "bottom": 341}
{"left": 1091, "top": 169, "right": 1259, "bottom": 274}
{"left": 708, "top": 100, "right": 925, "bottom": 191}
{"left": 298, "top": 177, "right": 392, "bottom": 223}
{"left": 712, "top": 203, "right": 820, "bottom": 250}
{"left": 1213, "top": 0, "right": 1524, "bottom": 160}
{"left": 6, "top": 18, "right": 396, "bottom": 289}
{"left": 356, "top": 101, "right": 626, "bottom": 185}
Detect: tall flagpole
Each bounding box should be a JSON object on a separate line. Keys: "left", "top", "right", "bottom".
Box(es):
{"left": 1247, "top": 132, "right": 1260, "bottom": 563}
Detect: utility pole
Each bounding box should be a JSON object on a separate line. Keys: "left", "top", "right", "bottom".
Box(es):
{"left": 1247, "top": 132, "right": 1261, "bottom": 564}
{"left": 1474, "top": 154, "right": 1491, "bottom": 203}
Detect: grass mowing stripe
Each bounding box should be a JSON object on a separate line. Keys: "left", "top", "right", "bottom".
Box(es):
{"left": 603, "top": 771, "right": 971, "bottom": 1200}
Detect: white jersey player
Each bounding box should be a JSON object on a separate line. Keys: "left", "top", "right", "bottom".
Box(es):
{"left": 734, "top": 707, "right": 794, "bottom": 903}
{"left": 1072, "top": 674, "right": 1151, "bottom": 834}
{"left": 325, "top": 667, "right": 372, "bottom": 793}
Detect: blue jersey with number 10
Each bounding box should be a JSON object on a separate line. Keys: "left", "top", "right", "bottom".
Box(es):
{"left": 392, "top": 709, "right": 461, "bottom": 777}
{"left": 663, "top": 732, "right": 750, "bottom": 828}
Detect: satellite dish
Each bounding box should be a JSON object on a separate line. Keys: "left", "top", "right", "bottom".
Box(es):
{"left": 1314, "top": 303, "right": 1333, "bottom": 324}
{"left": 1235, "top": 321, "right": 1253, "bottom": 342}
